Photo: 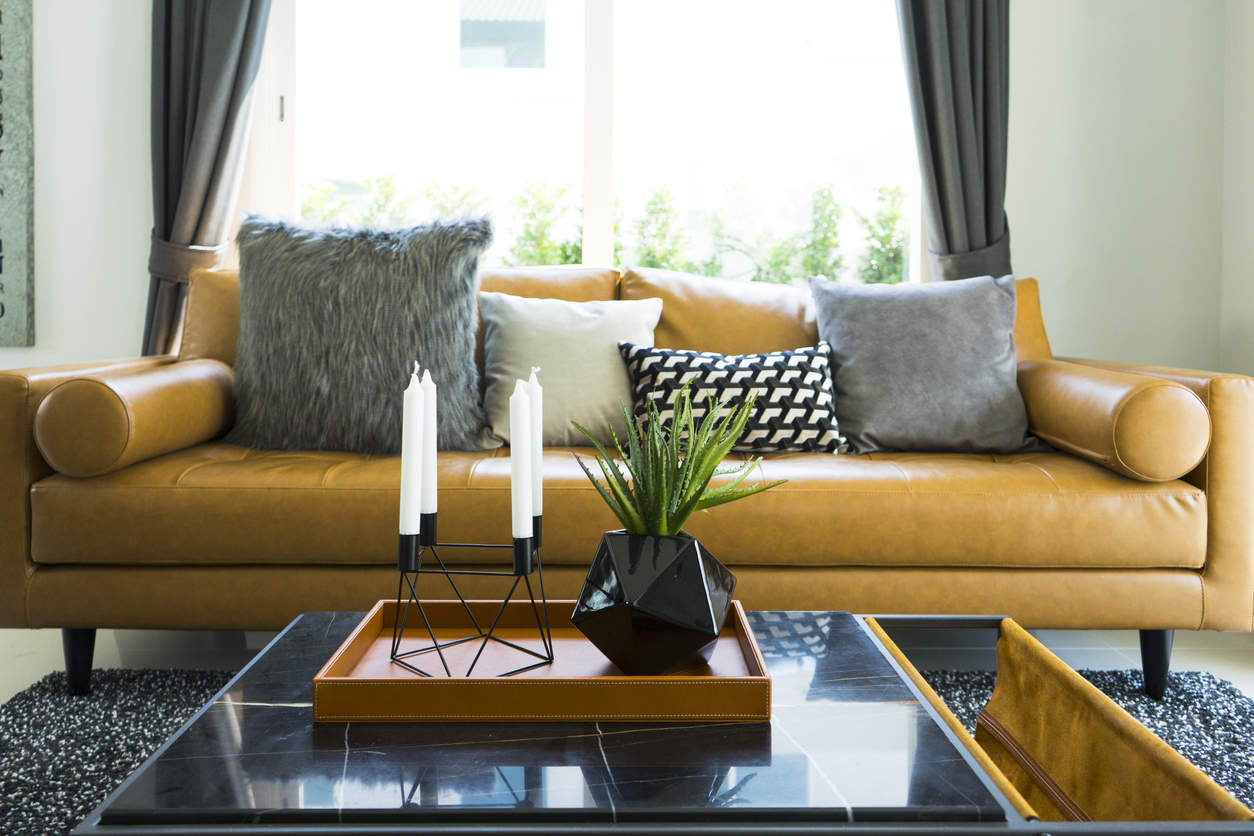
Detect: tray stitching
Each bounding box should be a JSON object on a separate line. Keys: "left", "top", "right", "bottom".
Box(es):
{"left": 314, "top": 680, "right": 769, "bottom": 719}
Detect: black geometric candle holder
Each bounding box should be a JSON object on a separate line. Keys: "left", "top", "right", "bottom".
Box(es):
{"left": 391, "top": 513, "right": 553, "bottom": 678}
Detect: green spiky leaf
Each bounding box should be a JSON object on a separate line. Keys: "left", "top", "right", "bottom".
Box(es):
{"left": 570, "top": 385, "right": 786, "bottom": 535}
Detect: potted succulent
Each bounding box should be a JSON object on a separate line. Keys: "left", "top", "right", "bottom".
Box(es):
{"left": 570, "top": 386, "right": 785, "bottom": 675}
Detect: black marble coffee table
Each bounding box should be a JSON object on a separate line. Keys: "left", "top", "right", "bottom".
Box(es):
{"left": 74, "top": 611, "right": 1021, "bottom": 834}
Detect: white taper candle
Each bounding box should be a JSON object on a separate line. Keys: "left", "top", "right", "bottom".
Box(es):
{"left": 509, "top": 379, "right": 533, "bottom": 538}
{"left": 420, "top": 369, "right": 438, "bottom": 513}
{"left": 398, "top": 362, "right": 424, "bottom": 535}
{"left": 526, "top": 368, "right": 543, "bottom": 516}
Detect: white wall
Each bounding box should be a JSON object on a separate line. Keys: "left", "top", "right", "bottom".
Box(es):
{"left": 1007, "top": 0, "right": 1227, "bottom": 370}
{"left": 1221, "top": 0, "right": 1254, "bottom": 376}
{"left": 0, "top": 0, "right": 151, "bottom": 372}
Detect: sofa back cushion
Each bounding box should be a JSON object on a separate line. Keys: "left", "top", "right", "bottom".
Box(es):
{"left": 619, "top": 267, "right": 819, "bottom": 353}
{"left": 179, "top": 269, "right": 241, "bottom": 365}
{"left": 1014, "top": 278, "right": 1053, "bottom": 362}
{"left": 479, "top": 265, "right": 620, "bottom": 300}
{"left": 475, "top": 266, "right": 620, "bottom": 380}
{"left": 180, "top": 266, "right": 1055, "bottom": 369}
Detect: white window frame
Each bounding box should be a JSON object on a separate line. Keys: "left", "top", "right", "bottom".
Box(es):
{"left": 235, "top": 0, "right": 297, "bottom": 234}
{"left": 580, "top": 0, "right": 614, "bottom": 266}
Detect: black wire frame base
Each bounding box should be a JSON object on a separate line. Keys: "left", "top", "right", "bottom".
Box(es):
{"left": 389, "top": 539, "right": 554, "bottom": 679}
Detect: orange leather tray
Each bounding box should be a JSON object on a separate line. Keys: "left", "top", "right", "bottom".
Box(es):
{"left": 312, "top": 599, "right": 771, "bottom": 723}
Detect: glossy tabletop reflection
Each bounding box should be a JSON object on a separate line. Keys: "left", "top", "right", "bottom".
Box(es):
{"left": 92, "top": 611, "right": 1009, "bottom": 828}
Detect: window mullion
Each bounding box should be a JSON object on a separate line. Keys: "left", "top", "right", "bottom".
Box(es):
{"left": 581, "top": 0, "right": 614, "bottom": 267}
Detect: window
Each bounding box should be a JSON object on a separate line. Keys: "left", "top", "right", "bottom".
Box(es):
{"left": 613, "top": 1, "right": 919, "bottom": 286}
{"left": 290, "top": 0, "right": 584, "bottom": 268}
{"left": 244, "top": 1, "right": 920, "bottom": 283}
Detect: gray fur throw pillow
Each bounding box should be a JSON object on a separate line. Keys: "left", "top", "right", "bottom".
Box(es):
{"left": 227, "top": 216, "right": 492, "bottom": 454}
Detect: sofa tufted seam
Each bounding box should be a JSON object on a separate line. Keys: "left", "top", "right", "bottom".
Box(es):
{"left": 319, "top": 455, "right": 364, "bottom": 488}
{"left": 27, "top": 485, "right": 1207, "bottom": 498}
{"left": 1018, "top": 460, "right": 1061, "bottom": 492}
{"left": 882, "top": 460, "right": 914, "bottom": 493}
{"left": 18, "top": 375, "right": 35, "bottom": 628}
{"left": 1197, "top": 570, "right": 1207, "bottom": 631}
{"left": 174, "top": 459, "right": 227, "bottom": 487}
{"left": 29, "top": 558, "right": 1207, "bottom": 570}
{"left": 1199, "top": 380, "right": 1214, "bottom": 631}
{"left": 466, "top": 456, "right": 488, "bottom": 487}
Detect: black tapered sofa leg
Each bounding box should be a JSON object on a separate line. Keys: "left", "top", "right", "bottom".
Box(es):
{"left": 62, "top": 628, "right": 96, "bottom": 696}
{"left": 1139, "top": 629, "right": 1173, "bottom": 700}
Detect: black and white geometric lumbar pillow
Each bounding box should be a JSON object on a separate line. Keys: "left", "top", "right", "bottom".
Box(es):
{"left": 618, "top": 342, "right": 848, "bottom": 453}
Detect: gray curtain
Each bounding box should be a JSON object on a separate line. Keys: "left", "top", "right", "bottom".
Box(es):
{"left": 144, "top": 0, "right": 272, "bottom": 356}
{"left": 896, "top": 0, "right": 1011, "bottom": 280}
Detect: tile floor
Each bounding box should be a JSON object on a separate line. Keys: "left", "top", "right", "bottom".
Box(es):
{"left": 0, "top": 628, "right": 277, "bottom": 704}
{"left": 2, "top": 623, "right": 1253, "bottom": 706}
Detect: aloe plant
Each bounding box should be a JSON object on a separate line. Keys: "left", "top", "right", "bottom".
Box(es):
{"left": 572, "top": 387, "right": 785, "bottom": 536}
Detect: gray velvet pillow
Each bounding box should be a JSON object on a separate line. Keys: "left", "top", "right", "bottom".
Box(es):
{"left": 227, "top": 216, "right": 492, "bottom": 454}
{"left": 809, "top": 275, "right": 1039, "bottom": 454}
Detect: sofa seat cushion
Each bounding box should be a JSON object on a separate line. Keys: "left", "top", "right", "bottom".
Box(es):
{"left": 29, "top": 446, "right": 1205, "bottom": 570}
{"left": 731, "top": 451, "right": 1205, "bottom": 569}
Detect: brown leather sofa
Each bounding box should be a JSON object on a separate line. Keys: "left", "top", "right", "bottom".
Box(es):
{"left": 3, "top": 265, "right": 1251, "bottom": 693}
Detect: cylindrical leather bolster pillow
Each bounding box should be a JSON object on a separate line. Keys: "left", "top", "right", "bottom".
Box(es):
{"left": 35, "top": 359, "right": 234, "bottom": 478}
{"left": 1018, "top": 359, "right": 1209, "bottom": 482}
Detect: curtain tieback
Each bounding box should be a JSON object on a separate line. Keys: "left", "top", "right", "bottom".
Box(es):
{"left": 930, "top": 227, "right": 1012, "bottom": 282}
{"left": 148, "top": 233, "right": 229, "bottom": 283}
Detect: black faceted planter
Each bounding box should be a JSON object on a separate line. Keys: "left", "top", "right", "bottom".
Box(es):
{"left": 571, "top": 531, "right": 737, "bottom": 675}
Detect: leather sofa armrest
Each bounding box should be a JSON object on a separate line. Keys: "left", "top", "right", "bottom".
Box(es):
{"left": 34, "top": 359, "right": 234, "bottom": 478}
{"left": 1018, "top": 359, "right": 1210, "bottom": 482}
{"left": 0, "top": 356, "right": 176, "bottom": 627}
{"left": 1056, "top": 357, "right": 1254, "bottom": 631}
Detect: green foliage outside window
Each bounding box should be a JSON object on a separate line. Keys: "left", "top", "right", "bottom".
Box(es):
{"left": 632, "top": 187, "right": 690, "bottom": 272}
{"left": 298, "top": 176, "right": 414, "bottom": 228}
{"left": 712, "top": 226, "right": 797, "bottom": 284}
{"left": 425, "top": 182, "right": 488, "bottom": 218}
{"left": 691, "top": 185, "right": 842, "bottom": 285}
{"left": 801, "top": 186, "right": 844, "bottom": 280}
{"left": 300, "top": 180, "right": 354, "bottom": 225}
{"left": 503, "top": 183, "right": 582, "bottom": 267}
{"left": 357, "top": 176, "right": 413, "bottom": 227}
{"left": 296, "top": 175, "right": 907, "bottom": 284}
{"left": 857, "top": 185, "right": 908, "bottom": 285}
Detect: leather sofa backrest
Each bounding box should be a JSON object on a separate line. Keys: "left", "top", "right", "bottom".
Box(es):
{"left": 1014, "top": 277, "right": 1053, "bottom": 362}
{"left": 179, "top": 268, "right": 241, "bottom": 366}
{"left": 178, "top": 266, "right": 1054, "bottom": 370}
{"left": 620, "top": 267, "right": 1054, "bottom": 361}
{"left": 476, "top": 266, "right": 620, "bottom": 380}
{"left": 619, "top": 267, "right": 818, "bottom": 354}
{"left": 177, "top": 266, "right": 622, "bottom": 373}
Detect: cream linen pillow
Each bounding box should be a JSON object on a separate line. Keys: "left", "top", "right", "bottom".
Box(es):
{"left": 479, "top": 291, "right": 664, "bottom": 447}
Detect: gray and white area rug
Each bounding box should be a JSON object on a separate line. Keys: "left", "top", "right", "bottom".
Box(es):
{"left": 0, "top": 668, "right": 1251, "bottom": 835}
{"left": 1, "top": 669, "right": 233, "bottom": 836}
